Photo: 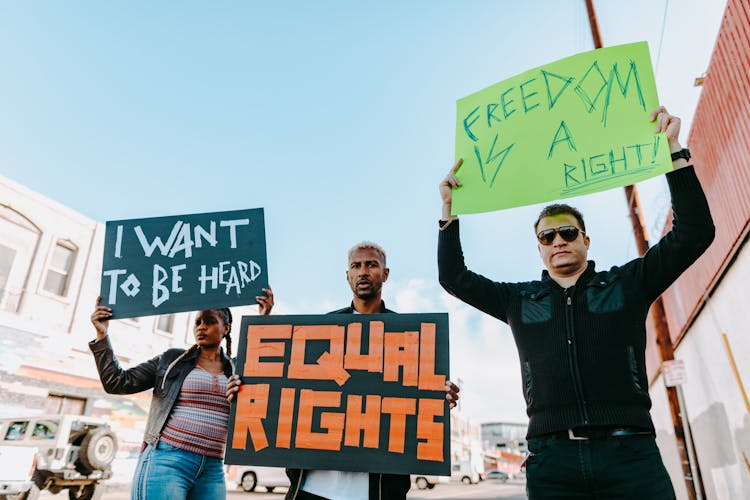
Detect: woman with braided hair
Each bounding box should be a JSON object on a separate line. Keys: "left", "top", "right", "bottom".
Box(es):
{"left": 89, "top": 288, "right": 273, "bottom": 500}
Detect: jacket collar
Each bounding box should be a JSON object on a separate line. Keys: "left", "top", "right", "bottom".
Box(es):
{"left": 540, "top": 260, "right": 597, "bottom": 287}
{"left": 347, "top": 300, "right": 391, "bottom": 313}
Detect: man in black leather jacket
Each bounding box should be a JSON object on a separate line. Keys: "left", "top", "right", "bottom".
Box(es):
{"left": 437, "top": 107, "right": 714, "bottom": 499}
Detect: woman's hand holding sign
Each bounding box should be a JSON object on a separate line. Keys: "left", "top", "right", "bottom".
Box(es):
{"left": 445, "top": 380, "right": 460, "bottom": 409}
{"left": 226, "top": 374, "right": 241, "bottom": 403}
{"left": 256, "top": 287, "right": 274, "bottom": 315}
{"left": 90, "top": 296, "right": 112, "bottom": 341}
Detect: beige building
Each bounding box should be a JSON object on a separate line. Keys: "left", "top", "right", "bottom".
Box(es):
{"left": 481, "top": 421, "right": 527, "bottom": 476}
{"left": 0, "top": 173, "right": 259, "bottom": 453}
{"left": 449, "top": 410, "right": 483, "bottom": 479}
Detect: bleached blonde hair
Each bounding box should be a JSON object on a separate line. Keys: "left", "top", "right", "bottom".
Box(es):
{"left": 347, "top": 241, "right": 387, "bottom": 266}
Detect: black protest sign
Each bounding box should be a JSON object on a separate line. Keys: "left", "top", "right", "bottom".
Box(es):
{"left": 225, "top": 313, "right": 450, "bottom": 476}
{"left": 99, "top": 208, "right": 268, "bottom": 319}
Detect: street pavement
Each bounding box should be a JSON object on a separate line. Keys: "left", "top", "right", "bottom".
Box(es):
{"left": 40, "top": 479, "right": 527, "bottom": 499}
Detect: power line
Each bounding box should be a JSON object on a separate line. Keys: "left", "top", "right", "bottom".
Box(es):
{"left": 655, "top": 0, "right": 670, "bottom": 76}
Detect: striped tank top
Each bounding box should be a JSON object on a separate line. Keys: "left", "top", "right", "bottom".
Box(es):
{"left": 160, "top": 365, "right": 229, "bottom": 458}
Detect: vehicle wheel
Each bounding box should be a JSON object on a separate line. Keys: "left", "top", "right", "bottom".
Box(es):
{"left": 266, "top": 487, "right": 275, "bottom": 493}
{"left": 68, "top": 483, "right": 103, "bottom": 500}
{"left": 415, "top": 477, "right": 429, "bottom": 490}
{"left": 461, "top": 476, "right": 472, "bottom": 484}
{"left": 79, "top": 428, "right": 117, "bottom": 471}
{"left": 240, "top": 472, "right": 257, "bottom": 492}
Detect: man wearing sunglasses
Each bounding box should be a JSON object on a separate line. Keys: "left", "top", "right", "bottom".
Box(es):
{"left": 436, "top": 107, "right": 714, "bottom": 499}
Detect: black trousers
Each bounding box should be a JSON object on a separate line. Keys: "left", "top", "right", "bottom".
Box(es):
{"left": 526, "top": 433, "right": 676, "bottom": 499}
{"left": 294, "top": 491, "right": 330, "bottom": 500}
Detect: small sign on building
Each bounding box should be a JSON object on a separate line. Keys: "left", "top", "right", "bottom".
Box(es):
{"left": 662, "top": 359, "right": 687, "bottom": 387}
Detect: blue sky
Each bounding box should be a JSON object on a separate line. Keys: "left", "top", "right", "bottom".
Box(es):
{"left": 0, "top": 1, "right": 726, "bottom": 423}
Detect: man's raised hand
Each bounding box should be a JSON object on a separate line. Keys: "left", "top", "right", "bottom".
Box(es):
{"left": 439, "top": 159, "right": 463, "bottom": 220}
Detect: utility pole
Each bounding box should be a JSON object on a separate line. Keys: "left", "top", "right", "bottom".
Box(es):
{"left": 583, "top": 1, "right": 705, "bottom": 498}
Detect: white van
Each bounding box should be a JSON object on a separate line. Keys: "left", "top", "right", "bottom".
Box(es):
{"left": 411, "top": 474, "right": 449, "bottom": 490}
{"left": 451, "top": 461, "right": 481, "bottom": 484}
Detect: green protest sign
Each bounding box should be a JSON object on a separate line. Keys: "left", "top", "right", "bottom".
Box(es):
{"left": 453, "top": 42, "right": 671, "bottom": 215}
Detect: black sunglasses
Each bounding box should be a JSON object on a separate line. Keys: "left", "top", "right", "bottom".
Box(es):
{"left": 536, "top": 225, "right": 584, "bottom": 245}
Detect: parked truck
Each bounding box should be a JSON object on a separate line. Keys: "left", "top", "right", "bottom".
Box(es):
{"left": 0, "top": 445, "right": 38, "bottom": 499}
{"left": 0, "top": 415, "right": 117, "bottom": 500}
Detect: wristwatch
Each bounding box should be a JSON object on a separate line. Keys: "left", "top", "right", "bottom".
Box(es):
{"left": 670, "top": 148, "right": 691, "bottom": 162}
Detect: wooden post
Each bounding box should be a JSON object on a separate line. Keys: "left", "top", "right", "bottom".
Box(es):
{"left": 721, "top": 333, "right": 750, "bottom": 417}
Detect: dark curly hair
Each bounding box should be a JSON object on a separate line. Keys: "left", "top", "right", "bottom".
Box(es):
{"left": 534, "top": 203, "right": 586, "bottom": 233}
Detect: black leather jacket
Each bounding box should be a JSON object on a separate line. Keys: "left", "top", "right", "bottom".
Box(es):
{"left": 89, "top": 336, "right": 233, "bottom": 447}
{"left": 285, "top": 301, "right": 411, "bottom": 500}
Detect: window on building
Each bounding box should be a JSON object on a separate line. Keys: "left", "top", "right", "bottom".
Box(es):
{"left": 42, "top": 242, "right": 77, "bottom": 296}
{"left": 45, "top": 394, "right": 86, "bottom": 415}
{"left": 185, "top": 313, "right": 197, "bottom": 345}
{"left": 156, "top": 314, "right": 175, "bottom": 334}
{"left": 0, "top": 243, "right": 17, "bottom": 303}
{"left": 0, "top": 206, "right": 41, "bottom": 312}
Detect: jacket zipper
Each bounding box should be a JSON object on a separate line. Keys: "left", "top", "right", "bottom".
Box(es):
{"left": 292, "top": 469, "right": 303, "bottom": 499}
{"left": 565, "top": 289, "right": 589, "bottom": 425}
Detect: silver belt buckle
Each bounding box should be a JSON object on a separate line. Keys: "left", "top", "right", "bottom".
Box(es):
{"left": 567, "top": 428, "right": 590, "bottom": 440}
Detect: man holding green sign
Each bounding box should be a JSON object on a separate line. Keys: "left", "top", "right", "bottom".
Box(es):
{"left": 438, "top": 103, "right": 713, "bottom": 498}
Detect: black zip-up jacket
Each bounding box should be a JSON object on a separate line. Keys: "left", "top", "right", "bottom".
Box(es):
{"left": 438, "top": 167, "right": 714, "bottom": 438}
{"left": 285, "top": 301, "right": 412, "bottom": 500}
{"left": 89, "top": 336, "right": 234, "bottom": 447}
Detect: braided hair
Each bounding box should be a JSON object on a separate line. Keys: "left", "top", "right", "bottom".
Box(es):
{"left": 183, "top": 343, "right": 200, "bottom": 359}
{"left": 215, "top": 307, "right": 233, "bottom": 359}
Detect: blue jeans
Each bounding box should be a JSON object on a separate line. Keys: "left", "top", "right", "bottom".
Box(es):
{"left": 526, "top": 433, "right": 676, "bottom": 499}
{"left": 131, "top": 441, "right": 226, "bottom": 500}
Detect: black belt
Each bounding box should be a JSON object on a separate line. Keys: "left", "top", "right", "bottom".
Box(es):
{"left": 550, "top": 426, "right": 654, "bottom": 441}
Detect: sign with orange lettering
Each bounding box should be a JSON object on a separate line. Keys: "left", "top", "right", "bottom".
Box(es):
{"left": 225, "top": 313, "right": 450, "bottom": 476}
